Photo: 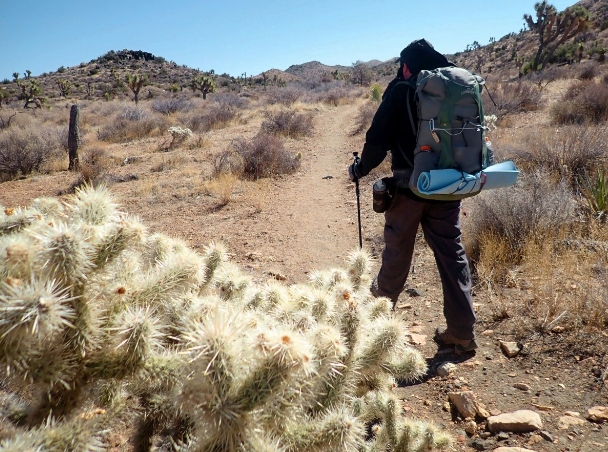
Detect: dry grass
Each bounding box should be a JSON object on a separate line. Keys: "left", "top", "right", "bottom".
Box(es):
{"left": 202, "top": 172, "right": 240, "bottom": 206}
{"left": 260, "top": 109, "right": 313, "bottom": 138}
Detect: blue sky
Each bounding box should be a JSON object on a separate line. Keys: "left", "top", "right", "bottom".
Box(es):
{"left": 1, "top": 0, "right": 576, "bottom": 80}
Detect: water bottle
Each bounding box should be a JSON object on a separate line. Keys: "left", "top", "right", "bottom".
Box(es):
{"left": 373, "top": 178, "right": 391, "bottom": 213}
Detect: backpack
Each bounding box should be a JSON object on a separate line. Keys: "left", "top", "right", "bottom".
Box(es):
{"left": 402, "top": 66, "right": 495, "bottom": 200}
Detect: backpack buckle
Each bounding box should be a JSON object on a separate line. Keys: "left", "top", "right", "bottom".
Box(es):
{"left": 480, "top": 173, "right": 487, "bottom": 186}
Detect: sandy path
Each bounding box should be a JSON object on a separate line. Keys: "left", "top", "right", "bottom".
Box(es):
{"left": 247, "top": 100, "right": 368, "bottom": 281}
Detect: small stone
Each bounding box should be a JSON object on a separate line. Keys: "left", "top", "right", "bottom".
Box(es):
{"left": 423, "top": 399, "right": 432, "bottom": 406}
{"left": 437, "top": 362, "right": 458, "bottom": 377}
{"left": 443, "top": 401, "right": 451, "bottom": 412}
{"left": 514, "top": 383, "right": 531, "bottom": 391}
{"left": 539, "top": 430, "right": 554, "bottom": 442}
{"left": 499, "top": 341, "right": 521, "bottom": 358}
{"left": 406, "top": 288, "right": 423, "bottom": 297}
{"left": 487, "top": 410, "right": 543, "bottom": 433}
{"left": 558, "top": 415, "right": 585, "bottom": 429}
{"left": 586, "top": 406, "right": 608, "bottom": 423}
{"left": 479, "top": 431, "right": 492, "bottom": 439}
{"left": 449, "top": 391, "right": 478, "bottom": 419}
{"left": 475, "top": 402, "right": 491, "bottom": 419}
{"left": 469, "top": 438, "right": 495, "bottom": 450}
{"left": 493, "top": 448, "right": 537, "bottom": 452}
{"left": 406, "top": 333, "right": 427, "bottom": 345}
{"left": 551, "top": 325, "right": 565, "bottom": 333}
{"left": 564, "top": 411, "right": 580, "bottom": 417}
{"left": 528, "top": 433, "right": 543, "bottom": 444}
{"left": 481, "top": 329, "right": 494, "bottom": 336}
{"left": 464, "top": 419, "right": 478, "bottom": 435}
{"left": 497, "top": 432, "right": 510, "bottom": 441}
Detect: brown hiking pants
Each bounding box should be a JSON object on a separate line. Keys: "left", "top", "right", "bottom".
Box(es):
{"left": 372, "top": 193, "right": 476, "bottom": 341}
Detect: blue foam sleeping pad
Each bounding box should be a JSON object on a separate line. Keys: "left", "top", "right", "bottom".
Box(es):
{"left": 416, "top": 161, "right": 519, "bottom": 196}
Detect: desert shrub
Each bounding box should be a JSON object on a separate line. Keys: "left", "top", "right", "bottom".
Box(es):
{"left": 578, "top": 63, "right": 599, "bottom": 80}
{"left": 578, "top": 168, "right": 608, "bottom": 220}
{"left": 551, "top": 80, "right": 608, "bottom": 125}
{"left": 230, "top": 132, "right": 300, "bottom": 180}
{"left": 212, "top": 92, "right": 249, "bottom": 109}
{"left": 0, "top": 126, "right": 64, "bottom": 179}
{"left": 212, "top": 149, "right": 244, "bottom": 177}
{"left": 482, "top": 80, "right": 541, "bottom": 117}
{"left": 97, "top": 105, "right": 167, "bottom": 142}
{"left": 464, "top": 172, "right": 576, "bottom": 266}
{"left": 260, "top": 109, "right": 313, "bottom": 138}
{"left": 185, "top": 103, "right": 239, "bottom": 132}
{"left": 319, "top": 86, "right": 351, "bottom": 106}
{"left": 265, "top": 86, "right": 304, "bottom": 106}
{"left": 351, "top": 102, "right": 376, "bottom": 135}
{"left": 510, "top": 125, "right": 608, "bottom": 188}
{"left": 150, "top": 96, "right": 194, "bottom": 115}
{"left": 370, "top": 83, "right": 383, "bottom": 103}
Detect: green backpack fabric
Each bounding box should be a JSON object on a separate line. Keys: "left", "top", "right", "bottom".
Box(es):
{"left": 405, "top": 66, "right": 491, "bottom": 200}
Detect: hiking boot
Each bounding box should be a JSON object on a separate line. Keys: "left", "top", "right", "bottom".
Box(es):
{"left": 434, "top": 327, "right": 478, "bottom": 354}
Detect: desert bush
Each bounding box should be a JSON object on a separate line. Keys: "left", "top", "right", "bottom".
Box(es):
{"left": 265, "top": 86, "right": 304, "bottom": 106}
{"left": 578, "top": 62, "right": 599, "bottom": 80}
{"left": 0, "top": 126, "right": 64, "bottom": 179}
{"left": 260, "top": 109, "right": 313, "bottom": 138}
{"left": 0, "top": 186, "right": 450, "bottom": 451}
{"left": 212, "top": 149, "right": 244, "bottom": 177}
{"left": 482, "top": 80, "right": 541, "bottom": 117}
{"left": 351, "top": 102, "right": 376, "bottom": 135}
{"left": 319, "top": 86, "right": 351, "bottom": 106}
{"left": 578, "top": 168, "right": 608, "bottom": 220}
{"left": 464, "top": 171, "right": 577, "bottom": 266}
{"left": 185, "top": 103, "right": 239, "bottom": 132}
{"left": 97, "top": 105, "right": 167, "bottom": 142}
{"left": 551, "top": 80, "right": 608, "bottom": 125}
{"left": 212, "top": 92, "right": 249, "bottom": 109}
{"left": 510, "top": 125, "right": 608, "bottom": 188}
{"left": 151, "top": 96, "right": 194, "bottom": 115}
{"left": 230, "top": 132, "right": 300, "bottom": 180}
{"left": 370, "top": 83, "right": 383, "bottom": 103}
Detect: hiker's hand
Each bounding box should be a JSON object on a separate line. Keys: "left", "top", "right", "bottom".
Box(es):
{"left": 348, "top": 162, "right": 361, "bottom": 182}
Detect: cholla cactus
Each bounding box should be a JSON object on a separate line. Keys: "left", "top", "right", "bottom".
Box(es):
{"left": 168, "top": 126, "right": 193, "bottom": 149}
{"left": 0, "top": 186, "right": 450, "bottom": 451}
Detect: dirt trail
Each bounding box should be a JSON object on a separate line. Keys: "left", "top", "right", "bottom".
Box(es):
{"left": 244, "top": 100, "right": 368, "bottom": 281}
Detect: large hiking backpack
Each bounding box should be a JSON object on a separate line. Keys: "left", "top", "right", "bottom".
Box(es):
{"left": 403, "top": 66, "right": 506, "bottom": 201}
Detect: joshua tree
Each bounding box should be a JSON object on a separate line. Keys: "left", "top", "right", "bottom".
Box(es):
{"left": 524, "top": 1, "right": 590, "bottom": 71}
{"left": 125, "top": 72, "right": 149, "bottom": 104}
{"left": 56, "top": 79, "right": 72, "bottom": 97}
{"left": 17, "top": 78, "right": 44, "bottom": 109}
{"left": 190, "top": 74, "right": 215, "bottom": 100}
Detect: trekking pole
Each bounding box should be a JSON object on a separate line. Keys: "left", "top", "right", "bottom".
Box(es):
{"left": 353, "top": 152, "right": 363, "bottom": 249}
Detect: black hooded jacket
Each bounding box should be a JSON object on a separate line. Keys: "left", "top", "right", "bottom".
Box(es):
{"left": 357, "top": 68, "right": 418, "bottom": 178}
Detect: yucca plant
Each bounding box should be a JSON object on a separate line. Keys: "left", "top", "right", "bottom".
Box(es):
{"left": 579, "top": 168, "right": 608, "bottom": 220}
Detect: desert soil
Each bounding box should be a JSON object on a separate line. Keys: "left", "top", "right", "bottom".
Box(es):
{"left": 1, "top": 98, "right": 607, "bottom": 451}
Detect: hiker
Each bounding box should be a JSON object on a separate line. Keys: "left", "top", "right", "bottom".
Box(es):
{"left": 348, "top": 39, "right": 478, "bottom": 354}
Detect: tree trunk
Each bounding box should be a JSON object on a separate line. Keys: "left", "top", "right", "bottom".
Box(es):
{"left": 68, "top": 104, "right": 80, "bottom": 171}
